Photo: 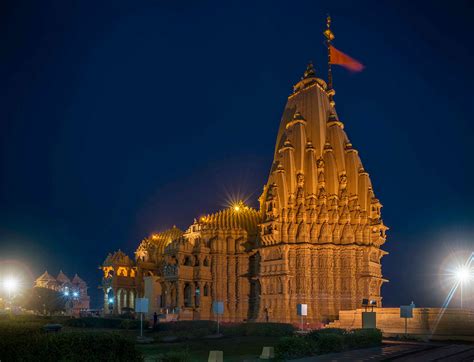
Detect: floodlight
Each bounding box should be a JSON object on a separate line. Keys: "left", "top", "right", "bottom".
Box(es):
{"left": 3, "top": 277, "right": 19, "bottom": 295}
{"left": 108, "top": 298, "right": 114, "bottom": 304}
{"left": 73, "top": 291, "right": 79, "bottom": 297}
{"left": 455, "top": 267, "right": 470, "bottom": 283}
{"left": 64, "top": 291, "right": 70, "bottom": 297}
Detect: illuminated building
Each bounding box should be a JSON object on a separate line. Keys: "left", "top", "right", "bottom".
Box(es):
{"left": 100, "top": 61, "right": 387, "bottom": 323}
{"left": 35, "top": 270, "right": 90, "bottom": 315}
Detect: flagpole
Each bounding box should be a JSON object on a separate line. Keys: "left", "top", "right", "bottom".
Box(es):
{"left": 326, "top": 15, "right": 333, "bottom": 90}
{"left": 324, "top": 15, "right": 335, "bottom": 106}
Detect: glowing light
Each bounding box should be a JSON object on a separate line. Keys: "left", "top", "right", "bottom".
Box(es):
{"left": 231, "top": 201, "right": 248, "bottom": 212}
{"left": 455, "top": 267, "right": 470, "bottom": 283}
{"left": 3, "top": 277, "right": 18, "bottom": 295}
{"left": 64, "top": 291, "right": 70, "bottom": 297}
{"left": 108, "top": 298, "right": 114, "bottom": 304}
{"left": 73, "top": 291, "right": 79, "bottom": 297}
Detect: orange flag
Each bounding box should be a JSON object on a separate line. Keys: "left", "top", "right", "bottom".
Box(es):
{"left": 330, "top": 45, "right": 364, "bottom": 72}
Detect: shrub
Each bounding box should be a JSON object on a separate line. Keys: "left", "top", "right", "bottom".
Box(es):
{"left": 157, "top": 320, "right": 217, "bottom": 334}
{"left": 222, "top": 322, "right": 295, "bottom": 337}
{"left": 64, "top": 317, "right": 123, "bottom": 329}
{"left": 316, "top": 333, "right": 345, "bottom": 354}
{"left": 307, "top": 327, "right": 346, "bottom": 341}
{"left": 158, "top": 349, "right": 191, "bottom": 362}
{"left": 0, "top": 327, "right": 142, "bottom": 362}
{"left": 119, "top": 319, "right": 149, "bottom": 330}
{"left": 316, "top": 327, "right": 346, "bottom": 335}
{"left": 346, "top": 328, "right": 382, "bottom": 348}
{"left": 275, "top": 336, "right": 315, "bottom": 359}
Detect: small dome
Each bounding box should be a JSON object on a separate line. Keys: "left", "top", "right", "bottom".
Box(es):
{"left": 198, "top": 204, "right": 261, "bottom": 239}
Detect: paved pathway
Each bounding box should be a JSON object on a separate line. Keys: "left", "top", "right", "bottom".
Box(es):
{"left": 291, "top": 341, "right": 474, "bottom": 361}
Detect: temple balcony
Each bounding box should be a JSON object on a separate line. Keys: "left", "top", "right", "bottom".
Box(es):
{"left": 193, "top": 266, "right": 212, "bottom": 280}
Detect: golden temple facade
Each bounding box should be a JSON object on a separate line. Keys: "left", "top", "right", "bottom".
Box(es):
{"left": 100, "top": 63, "right": 387, "bottom": 323}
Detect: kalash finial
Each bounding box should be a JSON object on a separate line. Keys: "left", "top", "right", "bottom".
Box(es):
{"left": 303, "top": 61, "right": 316, "bottom": 79}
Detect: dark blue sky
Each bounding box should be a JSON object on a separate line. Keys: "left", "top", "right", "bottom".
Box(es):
{"left": 1, "top": 0, "right": 473, "bottom": 308}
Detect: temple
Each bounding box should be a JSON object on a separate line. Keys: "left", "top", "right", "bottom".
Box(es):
{"left": 35, "top": 270, "right": 90, "bottom": 316}
{"left": 100, "top": 62, "right": 388, "bottom": 323}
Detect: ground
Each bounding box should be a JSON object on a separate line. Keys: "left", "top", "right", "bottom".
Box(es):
{"left": 137, "top": 335, "right": 280, "bottom": 361}
{"left": 291, "top": 341, "right": 474, "bottom": 361}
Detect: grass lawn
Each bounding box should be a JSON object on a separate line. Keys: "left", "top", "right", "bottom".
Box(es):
{"left": 137, "top": 335, "right": 281, "bottom": 361}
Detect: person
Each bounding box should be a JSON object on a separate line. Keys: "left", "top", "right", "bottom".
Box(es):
{"left": 153, "top": 312, "right": 158, "bottom": 329}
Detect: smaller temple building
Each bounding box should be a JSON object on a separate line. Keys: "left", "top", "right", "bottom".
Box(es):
{"left": 35, "top": 270, "right": 90, "bottom": 316}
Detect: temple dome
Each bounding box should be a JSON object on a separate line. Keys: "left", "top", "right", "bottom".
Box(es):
{"left": 37, "top": 270, "right": 56, "bottom": 282}
{"left": 72, "top": 273, "right": 86, "bottom": 285}
{"left": 102, "top": 249, "right": 134, "bottom": 266}
{"left": 148, "top": 226, "right": 184, "bottom": 255}
{"left": 56, "top": 270, "right": 70, "bottom": 284}
{"left": 197, "top": 203, "right": 261, "bottom": 239}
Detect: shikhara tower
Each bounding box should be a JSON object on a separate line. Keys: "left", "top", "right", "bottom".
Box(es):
{"left": 100, "top": 63, "right": 388, "bottom": 324}
{"left": 257, "top": 63, "right": 387, "bottom": 322}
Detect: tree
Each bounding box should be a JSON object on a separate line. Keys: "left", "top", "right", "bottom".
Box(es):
{"left": 21, "top": 287, "right": 65, "bottom": 315}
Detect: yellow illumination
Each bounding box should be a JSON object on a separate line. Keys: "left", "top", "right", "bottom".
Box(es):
{"left": 232, "top": 201, "right": 247, "bottom": 212}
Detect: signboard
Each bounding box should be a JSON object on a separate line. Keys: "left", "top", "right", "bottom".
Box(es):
{"left": 400, "top": 305, "right": 414, "bottom": 318}
{"left": 297, "top": 304, "right": 307, "bottom": 316}
{"left": 212, "top": 301, "right": 224, "bottom": 315}
{"left": 135, "top": 298, "right": 149, "bottom": 313}
{"left": 362, "top": 311, "right": 376, "bottom": 329}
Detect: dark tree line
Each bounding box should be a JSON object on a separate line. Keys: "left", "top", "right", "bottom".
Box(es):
{"left": 20, "top": 287, "right": 65, "bottom": 315}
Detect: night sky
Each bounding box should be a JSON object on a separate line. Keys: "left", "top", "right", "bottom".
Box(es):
{"left": 1, "top": 1, "right": 473, "bottom": 309}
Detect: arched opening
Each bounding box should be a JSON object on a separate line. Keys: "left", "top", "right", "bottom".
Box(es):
{"left": 184, "top": 283, "right": 192, "bottom": 307}
{"left": 128, "top": 290, "right": 135, "bottom": 309}
{"left": 203, "top": 283, "right": 209, "bottom": 297}
{"left": 170, "top": 285, "right": 177, "bottom": 309}
{"left": 203, "top": 256, "right": 210, "bottom": 267}
{"left": 184, "top": 256, "right": 192, "bottom": 266}
{"left": 194, "top": 283, "right": 200, "bottom": 307}
{"left": 194, "top": 255, "right": 200, "bottom": 266}
{"left": 106, "top": 288, "right": 114, "bottom": 313}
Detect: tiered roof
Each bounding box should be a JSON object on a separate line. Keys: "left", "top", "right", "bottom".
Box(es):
{"left": 260, "top": 64, "right": 387, "bottom": 247}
